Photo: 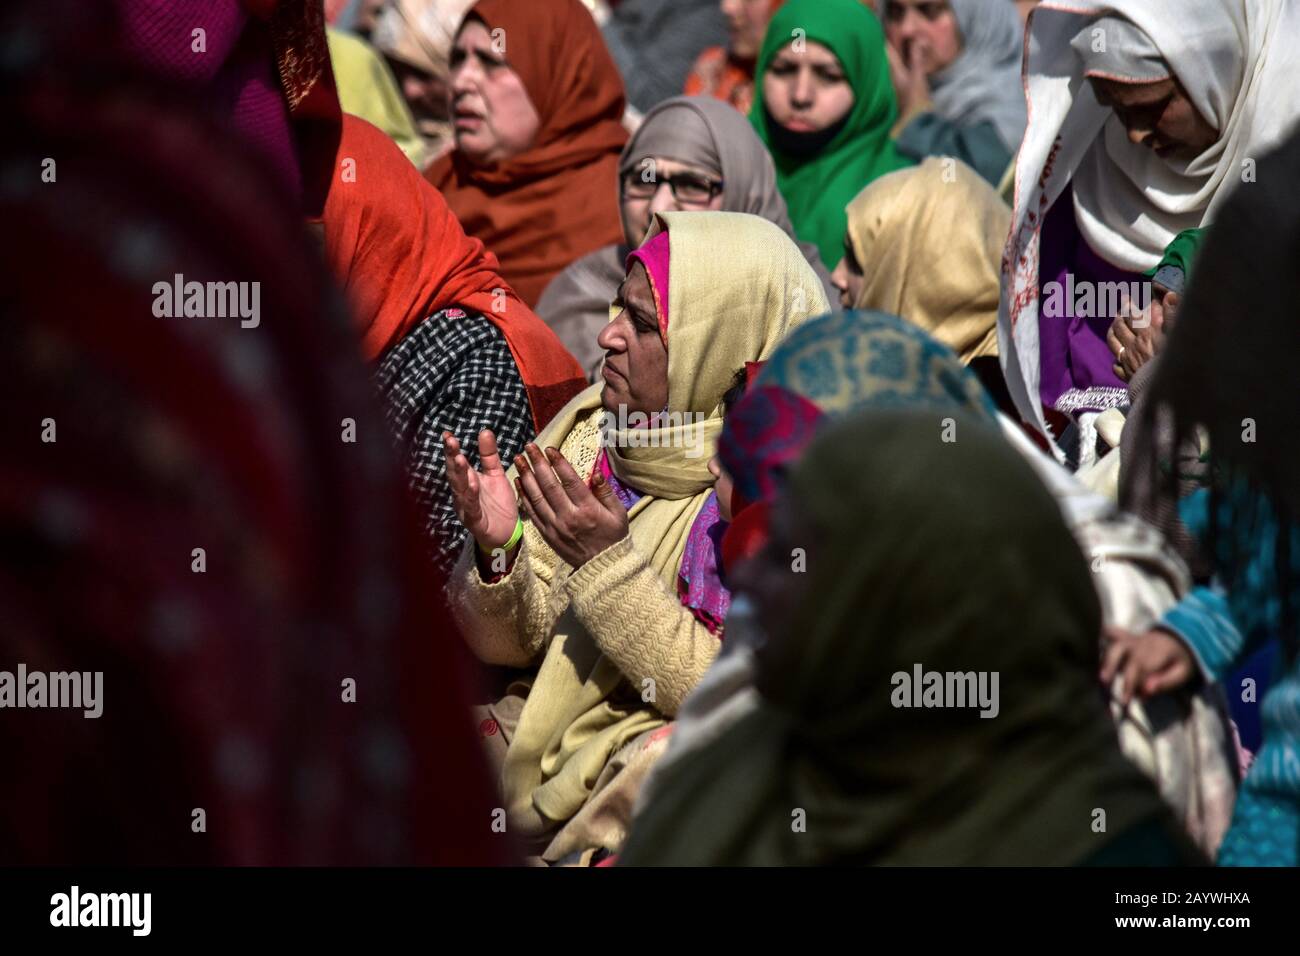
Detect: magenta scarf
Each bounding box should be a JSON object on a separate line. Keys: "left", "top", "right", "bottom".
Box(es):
{"left": 625, "top": 231, "right": 671, "bottom": 344}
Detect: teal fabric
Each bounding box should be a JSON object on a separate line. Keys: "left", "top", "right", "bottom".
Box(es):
{"left": 1160, "top": 486, "right": 1300, "bottom": 866}
{"left": 753, "top": 309, "right": 998, "bottom": 419}
{"left": 895, "top": 114, "right": 1013, "bottom": 187}
{"left": 718, "top": 310, "right": 998, "bottom": 506}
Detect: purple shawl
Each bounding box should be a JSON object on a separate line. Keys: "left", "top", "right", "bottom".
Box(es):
{"left": 1038, "top": 186, "right": 1137, "bottom": 416}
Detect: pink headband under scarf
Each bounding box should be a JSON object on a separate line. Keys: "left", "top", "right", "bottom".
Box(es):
{"left": 625, "top": 230, "right": 670, "bottom": 345}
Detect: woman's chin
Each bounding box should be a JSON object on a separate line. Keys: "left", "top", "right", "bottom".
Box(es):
{"left": 455, "top": 134, "right": 496, "bottom": 166}
{"left": 600, "top": 382, "right": 624, "bottom": 412}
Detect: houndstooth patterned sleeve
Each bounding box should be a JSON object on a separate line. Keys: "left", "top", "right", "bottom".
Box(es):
{"left": 375, "top": 308, "right": 534, "bottom": 573}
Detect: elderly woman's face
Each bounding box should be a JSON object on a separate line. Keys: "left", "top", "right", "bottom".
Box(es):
{"left": 1090, "top": 77, "right": 1219, "bottom": 161}
{"left": 449, "top": 20, "right": 541, "bottom": 166}
{"left": 762, "top": 41, "right": 855, "bottom": 133}
{"left": 597, "top": 262, "right": 669, "bottom": 416}
{"left": 884, "top": 0, "right": 963, "bottom": 77}
{"left": 620, "top": 156, "right": 725, "bottom": 247}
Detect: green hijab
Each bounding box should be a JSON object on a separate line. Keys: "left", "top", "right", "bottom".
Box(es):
{"left": 750, "top": 0, "right": 913, "bottom": 268}
{"left": 621, "top": 410, "right": 1170, "bottom": 866}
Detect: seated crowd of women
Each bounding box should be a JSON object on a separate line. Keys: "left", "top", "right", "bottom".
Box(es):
{"left": 5, "top": 0, "right": 1297, "bottom": 867}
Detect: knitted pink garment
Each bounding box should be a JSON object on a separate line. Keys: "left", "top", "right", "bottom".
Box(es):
{"left": 113, "top": 0, "right": 301, "bottom": 199}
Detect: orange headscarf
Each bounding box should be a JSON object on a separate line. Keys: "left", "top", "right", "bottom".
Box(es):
{"left": 320, "top": 114, "right": 585, "bottom": 429}
{"left": 424, "top": 0, "right": 628, "bottom": 306}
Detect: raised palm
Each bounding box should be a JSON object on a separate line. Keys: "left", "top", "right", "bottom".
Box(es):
{"left": 442, "top": 429, "right": 520, "bottom": 550}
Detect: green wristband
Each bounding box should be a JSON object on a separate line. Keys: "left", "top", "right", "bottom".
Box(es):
{"left": 479, "top": 517, "right": 524, "bottom": 556}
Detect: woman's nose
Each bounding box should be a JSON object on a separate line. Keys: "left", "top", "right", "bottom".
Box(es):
{"left": 896, "top": 9, "right": 922, "bottom": 42}
{"left": 450, "top": 60, "right": 478, "bottom": 94}
{"left": 647, "top": 181, "right": 680, "bottom": 215}
{"left": 596, "top": 318, "right": 622, "bottom": 352}
{"left": 792, "top": 71, "right": 814, "bottom": 107}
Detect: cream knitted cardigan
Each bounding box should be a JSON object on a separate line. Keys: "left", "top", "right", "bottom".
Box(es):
{"left": 446, "top": 390, "right": 724, "bottom": 721}
{"left": 446, "top": 487, "right": 721, "bottom": 716}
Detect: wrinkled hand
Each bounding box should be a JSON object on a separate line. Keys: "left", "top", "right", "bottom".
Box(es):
{"left": 514, "top": 444, "right": 629, "bottom": 568}
{"left": 443, "top": 429, "right": 519, "bottom": 551}
{"left": 1100, "top": 625, "right": 1197, "bottom": 705}
{"left": 1106, "top": 297, "right": 1165, "bottom": 382}
{"left": 886, "top": 38, "right": 932, "bottom": 118}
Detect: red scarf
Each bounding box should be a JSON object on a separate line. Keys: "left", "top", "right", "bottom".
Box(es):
{"left": 319, "top": 115, "right": 586, "bottom": 429}
{"left": 425, "top": 0, "right": 627, "bottom": 306}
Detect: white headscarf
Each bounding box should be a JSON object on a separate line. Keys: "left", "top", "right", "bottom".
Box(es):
{"left": 371, "top": 0, "right": 474, "bottom": 80}
{"left": 999, "top": 0, "right": 1300, "bottom": 455}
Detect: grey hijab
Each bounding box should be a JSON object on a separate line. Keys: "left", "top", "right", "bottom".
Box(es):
{"left": 536, "top": 95, "right": 833, "bottom": 378}
{"left": 884, "top": 0, "right": 1029, "bottom": 151}
{"left": 618, "top": 96, "right": 825, "bottom": 265}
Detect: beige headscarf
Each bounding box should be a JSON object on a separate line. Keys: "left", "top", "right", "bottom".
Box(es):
{"left": 844, "top": 157, "right": 1009, "bottom": 364}
{"left": 371, "top": 0, "right": 475, "bottom": 153}
{"left": 499, "top": 211, "right": 830, "bottom": 846}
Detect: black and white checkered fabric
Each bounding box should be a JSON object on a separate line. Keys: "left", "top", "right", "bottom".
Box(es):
{"left": 376, "top": 308, "right": 534, "bottom": 572}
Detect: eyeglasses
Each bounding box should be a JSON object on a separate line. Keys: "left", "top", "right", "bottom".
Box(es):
{"left": 621, "top": 170, "right": 724, "bottom": 205}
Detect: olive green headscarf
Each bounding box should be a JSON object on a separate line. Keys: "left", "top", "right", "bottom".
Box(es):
{"left": 620, "top": 409, "right": 1169, "bottom": 866}
{"left": 750, "top": 0, "right": 913, "bottom": 268}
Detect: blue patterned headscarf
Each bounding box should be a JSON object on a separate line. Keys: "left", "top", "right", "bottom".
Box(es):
{"left": 719, "top": 310, "right": 997, "bottom": 505}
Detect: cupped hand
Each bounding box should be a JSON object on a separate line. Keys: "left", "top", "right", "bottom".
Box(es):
{"left": 513, "top": 444, "right": 629, "bottom": 568}
{"left": 443, "top": 429, "right": 519, "bottom": 551}
{"left": 1106, "top": 299, "right": 1164, "bottom": 382}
